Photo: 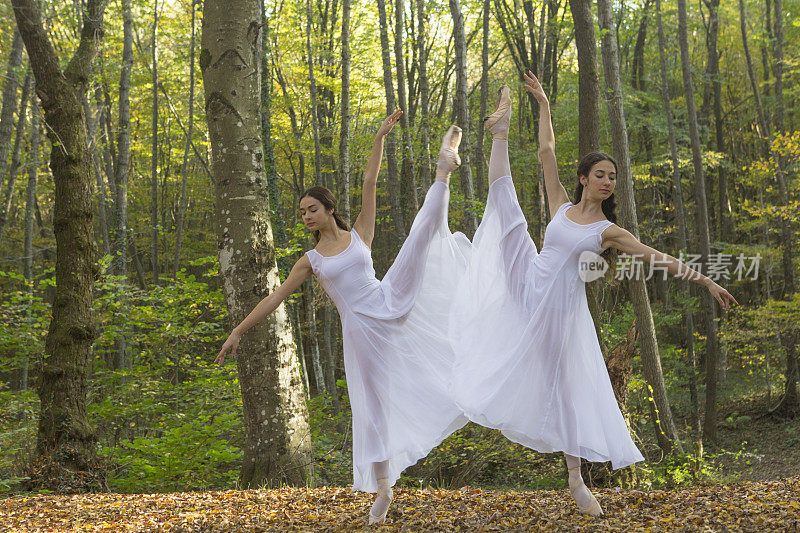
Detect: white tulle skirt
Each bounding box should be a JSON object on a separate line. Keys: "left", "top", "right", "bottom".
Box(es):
{"left": 449, "top": 177, "right": 644, "bottom": 470}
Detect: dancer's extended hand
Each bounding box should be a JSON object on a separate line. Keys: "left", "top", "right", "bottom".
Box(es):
{"left": 705, "top": 280, "right": 739, "bottom": 311}
{"left": 523, "top": 71, "right": 549, "bottom": 107}
{"left": 216, "top": 330, "right": 241, "bottom": 365}
{"left": 377, "top": 109, "right": 403, "bottom": 138}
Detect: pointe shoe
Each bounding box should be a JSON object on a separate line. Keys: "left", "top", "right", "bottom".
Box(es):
{"left": 368, "top": 479, "right": 393, "bottom": 525}
{"left": 436, "top": 125, "right": 462, "bottom": 174}
{"left": 484, "top": 85, "right": 511, "bottom": 141}
{"left": 569, "top": 477, "right": 604, "bottom": 517}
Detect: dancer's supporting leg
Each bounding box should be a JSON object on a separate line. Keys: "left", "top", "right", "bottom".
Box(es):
{"left": 485, "top": 86, "right": 512, "bottom": 186}
{"left": 369, "top": 461, "right": 393, "bottom": 524}
{"left": 564, "top": 453, "right": 603, "bottom": 516}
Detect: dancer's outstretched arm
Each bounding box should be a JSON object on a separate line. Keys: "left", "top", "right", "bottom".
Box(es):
{"left": 215, "top": 257, "right": 312, "bottom": 363}
{"left": 602, "top": 226, "right": 739, "bottom": 311}
{"left": 523, "top": 71, "right": 569, "bottom": 217}
{"left": 353, "top": 109, "right": 402, "bottom": 248}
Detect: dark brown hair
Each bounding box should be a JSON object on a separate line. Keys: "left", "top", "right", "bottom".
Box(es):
{"left": 300, "top": 186, "right": 350, "bottom": 242}
{"left": 572, "top": 151, "right": 618, "bottom": 266}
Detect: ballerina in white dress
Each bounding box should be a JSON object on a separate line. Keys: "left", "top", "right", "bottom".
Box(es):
{"left": 217, "top": 111, "right": 469, "bottom": 524}
{"left": 452, "top": 73, "right": 738, "bottom": 516}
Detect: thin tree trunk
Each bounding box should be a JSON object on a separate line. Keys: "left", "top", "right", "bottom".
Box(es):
{"left": 597, "top": 0, "right": 683, "bottom": 454}
{"left": 173, "top": 0, "right": 196, "bottom": 276}
{"left": 702, "top": 0, "right": 727, "bottom": 381}
{"left": 656, "top": 0, "right": 699, "bottom": 432}
{"left": 394, "top": 0, "right": 418, "bottom": 219}
{"left": 12, "top": 0, "right": 108, "bottom": 491}
{"left": 0, "top": 29, "right": 25, "bottom": 197}
{"left": 201, "top": 0, "right": 313, "bottom": 486}
{"left": 127, "top": 230, "right": 147, "bottom": 290}
{"left": 305, "top": 0, "right": 323, "bottom": 186}
{"left": 0, "top": 71, "right": 31, "bottom": 242}
{"left": 449, "top": 0, "right": 477, "bottom": 236}
{"left": 95, "top": 85, "right": 117, "bottom": 203}
{"left": 20, "top": 102, "right": 40, "bottom": 392}
{"left": 306, "top": 281, "right": 326, "bottom": 395}
{"left": 772, "top": 0, "right": 794, "bottom": 298}
{"left": 83, "top": 94, "right": 110, "bottom": 256}
{"left": 339, "top": 0, "right": 351, "bottom": 224}
{"left": 772, "top": 333, "right": 799, "bottom": 416}
{"left": 474, "top": 0, "right": 490, "bottom": 201}
{"left": 703, "top": 0, "right": 732, "bottom": 242}
{"left": 676, "top": 0, "right": 720, "bottom": 443}
{"left": 569, "top": 0, "right": 601, "bottom": 158}
{"left": 150, "top": 0, "right": 160, "bottom": 285}
{"left": 113, "top": 0, "right": 133, "bottom": 279}
{"left": 377, "top": 0, "right": 405, "bottom": 241}
{"left": 416, "top": 0, "right": 432, "bottom": 188}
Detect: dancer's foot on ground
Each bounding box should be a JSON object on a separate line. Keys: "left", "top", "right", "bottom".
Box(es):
{"left": 368, "top": 478, "right": 393, "bottom": 524}
{"left": 435, "top": 125, "right": 462, "bottom": 182}
{"left": 484, "top": 85, "right": 511, "bottom": 141}
{"left": 568, "top": 471, "right": 603, "bottom": 517}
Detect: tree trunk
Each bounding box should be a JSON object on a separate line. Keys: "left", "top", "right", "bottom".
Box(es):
{"left": 0, "top": 29, "right": 25, "bottom": 197}
{"left": 113, "top": 0, "right": 133, "bottom": 279}
{"left": 200, "top": 0, "right": 313, "bottom": 486}
{"left": 569, "top": 0, "right": 601, "bottom": 158}
{"left": 394, "top": 0, "right": 419, "bottom": 219}
{"left": 416, "top": 0, "right": 432, "bottom": 188}
{"left": 677, "top": 0, "right": 721, "bottom": 443}
{"left": 339, "top": 0, "right": 351, "bottom": 224}
{"left": 474, "top": 0, "right": 490, "bottom": 201}
{"left": 12, "top": 0, "right": 108, "bottom": 492}
{"left": 703, "top": 0, "right": 732, "bottom": 242}
{"left": 20, "top": 101, "right": 40, "bottom": 392}
{"left": 597, "top": 0, "right": 683, "bottom": 454}
{"left": 569, "top": 0, "right": 607, "bottom": 360}
{"left": 305, "top": 0, "right": 323, "bottom": 187}
{"left": 150, "top": 0, "right": 160, "bottom": 285}
{"left": 376, "top": 0, "right": 405, "bottom": 241}
{"left": 449, "top": 0, "right": 477, "bottom": 236}
{"left": 655, "top": 0, "right": 699, "bottom": 432}
{"left": 0, "top": 70, "right": 31, "bottom": 242}
{"left": 173, "top": 0, "right": 196, "bottom": 276}
{"left": 83, "top": 93, "right": 110, "bottom": 256}
{"left": 127, "top": 230, "right": 147, "bottom": 291}
{"left": 305, "top": 281, "right": 326, "bottom": 395}
{"left": 772, "top": 333, "right": 799, "bottom": 417}
{"left": 772, "top": 0, "right": 794, "bottom": 298}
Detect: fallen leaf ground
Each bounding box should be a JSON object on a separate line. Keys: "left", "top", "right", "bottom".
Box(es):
{"left": 1, "top": 476, "right": 798, "bottom": 532}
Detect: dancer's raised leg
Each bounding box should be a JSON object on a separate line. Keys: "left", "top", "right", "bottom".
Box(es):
{"left": 485, "top": 86, "right": 512, "bottom": 185}
{"left": 436, "top": 125, "right": 462, "bottom": 185}
{"left": 380, "top": 126, "right": 462, "bottom": 308}
{"left": 479, "top": 85, "right": 537, "bottom": 307}
{"left": 565, "top": 453, "right": 603, "bottom": 516}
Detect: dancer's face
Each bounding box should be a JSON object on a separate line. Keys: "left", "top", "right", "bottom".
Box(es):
{"left": 299, "top": 196, "right": 333, "bottom": 231}
{"left": 580, "top": 160, "right": 616, "bottom": 200}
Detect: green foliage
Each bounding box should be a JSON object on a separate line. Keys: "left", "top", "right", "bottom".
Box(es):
{"left": 100, "top": 411, "right": 242, "bottom": 493}
{"left": 0, "top": 389, "right": 37, "bottom": 492}
{"left": 637, "top": 450, "right": 718, "bottom": 490}
{"left": 307, "top": 385, "right": 353, "bottom": 488}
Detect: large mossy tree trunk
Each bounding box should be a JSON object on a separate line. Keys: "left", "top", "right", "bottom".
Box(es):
{"left": 11, "top": 0, "right": 108, "bottom": 492}
{"left": 200, "top": 0, "right": 313, "bottom": 487}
